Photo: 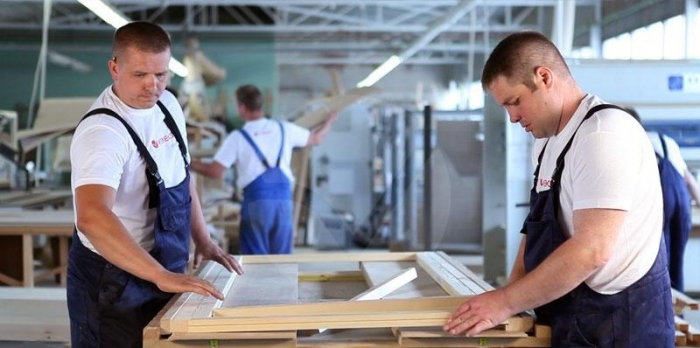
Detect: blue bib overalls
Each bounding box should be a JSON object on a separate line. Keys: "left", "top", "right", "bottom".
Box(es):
{"left": 238, "top": 121, "right": 293, "bottom": 254}
{"left": 67, "top": 101, "right": 191, "bottom": 348}
{"left": 522, "top": 104, "right": 674, "bottom": 347}
{"left": 656, "top": 134, "right": 691, "bottom": 291}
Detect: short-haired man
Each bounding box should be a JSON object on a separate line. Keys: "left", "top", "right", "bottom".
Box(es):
{"left": 444, "top": 31, "right": 674, "bottom": 346}
{"left": 68, "top": 21, "right": 243, "bottom": 347}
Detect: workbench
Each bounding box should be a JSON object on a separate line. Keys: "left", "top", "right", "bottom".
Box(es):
{"left": 0, "top": 189, "right": 72, "bottom": 209}
{"left": 144, "top": 251, "right": 551, "bottom": 348}
{"left": 0, "top": 209, "right": 74, "bottom": 287}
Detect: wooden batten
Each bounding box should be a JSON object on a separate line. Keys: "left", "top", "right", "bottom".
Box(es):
{"left": 160, "top": 258, "right": 241, "bottom": 333}
{"left": 242, "top": 251, "right": 417, "bottom": 264}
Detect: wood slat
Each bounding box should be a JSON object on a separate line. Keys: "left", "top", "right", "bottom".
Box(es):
{"left": 399, "top": 336, "right": 551, "bottom": 347}
{"left": 298, "top": 270, "right": 365, "bottom": 282}
{"left": 416, "top": 252, "right": 482, "bottom": 296}
{"left": 168, "top": 331, "right": 297, "bottom": 340}
{"left": 215, "top": 295, "right": 469, "bottom": 317}
{"left": 436, "top": 251, "right": 494, "bottom": 292}
{"left": 673, "top": 288, "right": 700, "bottom": 310}
{"left": 350, "top": 267, "right": 416, "bottom": 301}
{"left": 361, "top": 261, "right": 448, "bottom": 299}
{"left": 676, "top": 315, "right": 690, "bottom": 332}
{"left": 242, "top": 252, "right": 416, "bottom": 264}
{"left": 160, "top": 259, "right": 241, "bottom": 333}
{"left": 396, "top": 327, "right": 528, "bottom": 338}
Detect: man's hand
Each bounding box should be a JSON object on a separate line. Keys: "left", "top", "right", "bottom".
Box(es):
{"left": 443, "top": 289, "right": 515, "bottom": 336}
{"left": 153, "top": 270, "right": 225, "bottom": 300}
{"left": 194, "top": 240, "right": 244, "bottom": 275}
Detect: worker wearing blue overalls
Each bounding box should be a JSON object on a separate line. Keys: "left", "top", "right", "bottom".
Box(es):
{"left": 191, "top": 84, "right": 338, "bottom": 254}
{"left": 68, "top": 22, "right": 243, "bottom": 348}
{"left": 627, "top": 108, "right": 700, "bottom": 292}
{"left": 444, "top": 31, "right": 674, "bottom": 346}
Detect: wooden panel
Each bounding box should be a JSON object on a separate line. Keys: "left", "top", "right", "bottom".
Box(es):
{"left": 223, "top": 263, "right": 298, "bottom": 307}
{"left": 361, "top": 261, "right": 447, "bottom": 299}
{"left": 161, "top": 259, "right": 240, "bottom": 333}
{"left": 242, "top": 252, "right": 416, "bottom": 264}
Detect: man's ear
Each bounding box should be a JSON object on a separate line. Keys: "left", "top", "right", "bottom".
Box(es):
{"left": 534, "top": 66, "right": 553, "bottom": 88}
{"left": 108, "top": 58, "right": 118, "bottom": 80}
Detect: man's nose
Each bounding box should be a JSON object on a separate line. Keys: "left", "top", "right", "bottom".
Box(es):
{"left": 145, "top": 75, "right": 158, "bottom": 90}
{"left": 507, "top": 108, "right": 520, "bottom": 123}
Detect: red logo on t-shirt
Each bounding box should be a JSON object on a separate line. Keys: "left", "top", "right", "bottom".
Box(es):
{"left": 539, "top": 178, "right": 552, "bottom": 188}
{"left": 151, "top": 133, "right": 174, "bottom": 149}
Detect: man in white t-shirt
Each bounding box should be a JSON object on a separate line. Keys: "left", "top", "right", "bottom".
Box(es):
{"left": 627, "top": 108, "right": 700, "bottom": 292}
{"left": 191, "top": 84, "right": 337, "bottom": 254}
{"left": 443, "top": 31, "right": 673, "bottom": 346}
{"left": 67, "top": 22, "right": 242, "bottom": 348}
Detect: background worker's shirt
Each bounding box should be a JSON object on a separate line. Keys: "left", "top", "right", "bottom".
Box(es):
{"left": 214, "top": 118, "right": 310, "bottom": 189}
{"left": 648, "top": 131, "right": 687, "bottom": 176}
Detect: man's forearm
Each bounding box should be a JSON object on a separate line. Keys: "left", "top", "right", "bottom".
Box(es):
{"left": 502, "top": 237, "right": 603, "bottom": 314}
{"left": 79, "top": 209, "right": 168, "bottom": 284}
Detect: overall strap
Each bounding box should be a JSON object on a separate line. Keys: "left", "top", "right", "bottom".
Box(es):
{"left": 81, "top": 108, "right": 161, "bottom": 208}
{"left": 275, "top": 121, "right": 285, "bottom": 168}
{"left": 157, "top": 101, "right": 189, "bottom": 165}
{"left": 239, "top": 128, "right": 270, "bottom": 169}
{"left": 658, "top": 133, "right": 669, "bottom": 159}
{"left": 551, "top": 104, "right": 626, "bottom": 185}
{"left": 532, "top": 141, "right": 549, "bottom": 188}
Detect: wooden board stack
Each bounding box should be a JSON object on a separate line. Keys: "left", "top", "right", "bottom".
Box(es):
{"left": 673, "top": 289, "right": 700, "bottom": 347}
{"left": 144, "top": 251, "right": 551, "bottom": 347}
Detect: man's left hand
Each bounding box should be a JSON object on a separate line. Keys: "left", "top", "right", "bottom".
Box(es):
{"left": 443, "top": 289, "right": 514, "bottom": 336}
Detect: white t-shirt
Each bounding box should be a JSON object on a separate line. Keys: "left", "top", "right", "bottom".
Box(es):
{"left": 531, "top": 94, "right": 662, "bottom": 295}
{"left": 213, "top": 118, "right": 310, "bottom": 189}
{"left": 71, "top": 87, "right": 190, "bottom": 253}
{"left": 648, "top": 131, "right": 687, "bottom": 177}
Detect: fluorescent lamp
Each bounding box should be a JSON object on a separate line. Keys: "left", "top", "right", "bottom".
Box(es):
{"left": 78, "top": 0, "right": 189, "bottom": 78}
{"left": 77, "top": 0, "right": 128, "bottom": 29}
{"left": 356, "top": 55, "right": 402, "bottom": 87}
{"left": 168, "top": 58, "right": 189, "bottom": 78}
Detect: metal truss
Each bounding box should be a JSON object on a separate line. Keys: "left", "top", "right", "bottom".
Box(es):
{"left": 0, "top": 0, "right": 602, "bottom": 66}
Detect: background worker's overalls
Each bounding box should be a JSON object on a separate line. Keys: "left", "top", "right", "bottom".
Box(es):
{"left": 238, "top": 121, "right": 293, "bottom": 254}
{"left": 656, "top": 133, "right": 691, "bottom": 291}
{"left": 521, "top": 104, "right": 674, "bottom": 347}
{"left": 67, "top": 101, "right": 191, "bottom": 348}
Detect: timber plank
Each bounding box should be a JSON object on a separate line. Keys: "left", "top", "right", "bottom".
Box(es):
{"left": 215, "top": 295, "right": 469, "bottom": 317}
{"left": 361, "top": 261, "right": 448, "bottom": 298}
{"left": 417, "top": 252, "right": 482, "bottom": 295}
{"left": 350, "top": 267, "right": 417, "bottom": 301}
{"left": 400, "top": 336, "right": 550, "bottom": 347}
{"left": 242, "top": 252, "right": 416, "bottom": 264}
{"left": 161, "top": 259, "right": 241, "bottom": 333}
{"left": 396, "top": 327, "right": 528, "bottom": 338}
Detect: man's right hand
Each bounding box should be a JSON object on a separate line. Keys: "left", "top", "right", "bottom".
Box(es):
{"left": 154, "top": 271, "right": 224, "bottom": 300}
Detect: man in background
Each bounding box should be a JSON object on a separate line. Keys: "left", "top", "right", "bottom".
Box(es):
{"left": 191, "top": 84, "right": 337, "bottom": 254}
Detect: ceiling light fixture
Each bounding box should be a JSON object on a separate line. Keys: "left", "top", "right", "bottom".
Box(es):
{"left": 77, "top": 0, "right": 189, "bottom": 77}
{"left": 356, "top": 55, "right": 402, "bottom": 88}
